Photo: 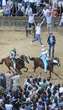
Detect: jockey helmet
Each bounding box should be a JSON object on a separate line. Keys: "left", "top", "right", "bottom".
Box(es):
{"left": 12, "top": 48, "right": 16, "bottom": 53}
{"left": 41, "top": 45, "right": 48, "bottom": 54}
{"left": 13, "top": 48, "right": 16, "bottom": 51}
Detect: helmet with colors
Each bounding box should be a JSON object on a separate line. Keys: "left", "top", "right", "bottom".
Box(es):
{"left": 12, "top": 48, "right": 16, "bottom": 53}
{"left": 41, "top": 45, "right": 48, "bottom": 54}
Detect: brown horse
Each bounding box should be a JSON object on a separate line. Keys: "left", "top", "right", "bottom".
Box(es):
{"left": 0, "top": 55, "right": 29, "bottom": 74}
{"left": 29, "top": 56, "right": 61, "bottom": 79}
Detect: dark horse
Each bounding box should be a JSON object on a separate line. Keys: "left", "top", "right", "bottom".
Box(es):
{"left": 29, "top": 56, "right": 61, "bottom": 79}
{"left": 0, "top": 55, "right": 29, "bottom": 74}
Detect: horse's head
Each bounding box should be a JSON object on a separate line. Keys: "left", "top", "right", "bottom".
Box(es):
{"left": 53, "top": 57, "right": 60, "bottom": 67}
{"left": 20, "top": 55, "right": 29, "bottom": 64}
{"left": 28, "top": 56, "right": 35, "bottom": 61}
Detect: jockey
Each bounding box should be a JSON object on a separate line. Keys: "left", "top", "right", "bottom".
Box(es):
{"left": 40, "top": 45, "right": 48, "bottom": 73}
{"left": 9, "top": 48, "right": 16, "bottom": 70}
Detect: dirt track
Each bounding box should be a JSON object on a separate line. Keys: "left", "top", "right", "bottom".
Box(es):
{"left": 0, "top": 28, "right": 63, "bottom": 87}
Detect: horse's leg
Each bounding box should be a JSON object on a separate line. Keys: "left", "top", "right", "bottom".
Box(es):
{"left": 8, "top": 66, "right": 16, "bottom": 74}
{"left": 48, "top": 70, "right": 51, "bottom": 80}
{"left": 34, "top": 67, "right": 36, "bottom": 72}
{"left": 34, "top": 66, "right": 36, "bottom": 72}
{"left": 7, "top": 66, "right": 11, "bottom": 73}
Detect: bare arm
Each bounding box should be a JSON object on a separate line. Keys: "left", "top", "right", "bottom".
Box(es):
{"left": 40, "top": 18, "right": 45, "bottom": 26}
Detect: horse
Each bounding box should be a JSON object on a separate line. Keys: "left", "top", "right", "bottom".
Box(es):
{"left": 0, "top": 55, "right": 29, "bottom": 74}
{"left": 29, "top": 56, "right": 61, "bottom": 79}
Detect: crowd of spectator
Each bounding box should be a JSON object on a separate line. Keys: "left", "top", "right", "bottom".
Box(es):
{"left": 0, "top": 0, "right": 63, "bottom": 16}
{"left": 0, "top": 74, "right": 63, "bottom": 110}
{"left": 1, "top": 0, "right": 48, "bottom": 16}
{"left": 0, "top": 0, "right": 63, "bottom": 27}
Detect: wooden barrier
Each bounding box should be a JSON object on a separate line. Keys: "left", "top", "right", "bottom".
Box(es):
{"left": 0, "top": 16, "right": 60, "bottom": 31}
{"left": 0, "top": 16, "right": 26, "bottom": 30}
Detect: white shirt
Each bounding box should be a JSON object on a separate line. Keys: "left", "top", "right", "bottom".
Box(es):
{"left": 36, "top": 25, "right": 41, "bottom": 35}
{"left": 5, "top": 104, "right": 13, "bottom": 110}
{"left": 21, "top": 6, "right": 25, "bottom": 13}
{"left": 44, "top": 9, "right": 52, "bottom": 24}
{"left": 29, "top": 0, "right": 35, "bottom": 3}
{"left": 43, "top": 9, "right": 47, "bottom": 17}
{"left": 26, "top": 7, "right": 32, "bottom": 16}
{"left": 23, "top": 0, "right": 29, "bottom": 3}
{"left": 28, "top": 15, "right": 34, "bottom": 23}
{"left": 2, "top": 0, "right": 6, "bottom": 6}
{"left": 7, "top": 0, "right": 13, "bottom": 8}
{"left": 59, "top": 87, "right": 63, "bottom": 93}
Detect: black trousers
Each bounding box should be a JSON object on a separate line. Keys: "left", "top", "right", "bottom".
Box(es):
{"left": 49, "top": 45, "right": 55, "bottom": 58}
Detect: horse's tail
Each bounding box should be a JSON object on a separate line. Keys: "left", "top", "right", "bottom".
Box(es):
{"left": 0, "top": 58, "right": 5, "bottom": 64}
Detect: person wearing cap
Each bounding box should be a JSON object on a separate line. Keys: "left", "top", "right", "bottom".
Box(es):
{"left": 40, "top": 45, "right": 48, "bottom": 73}
{"left": 47, "top": 32, "right": 56, "bottom": 58}
{"left": 9, "top": 48, "right": 17, "bottom": 70}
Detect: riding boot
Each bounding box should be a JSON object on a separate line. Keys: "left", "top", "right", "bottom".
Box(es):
{"left": 44, "top": 61, "right": 48, "bottom": 73}
{"left": 13, "top": 61, "right": 16, "bottom": 71}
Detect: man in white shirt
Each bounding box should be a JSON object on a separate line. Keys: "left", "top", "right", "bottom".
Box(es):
{"left": 25, "top": 4, "right": 32, "bottom": 16}
{"left": 43, "top": 6, "right": 53, "bottom": 33}
{"left": 2, "top": 0, "right": 6, "bottom": 7}
{"left": 5, "top": 103, "right": 13, "bottom": 110}
{"left": 25, "top": 5, "right": 35, "bottom": 36}
{"left": 28, "top": 13, "right": 34, "bottom": 26}
{"left": 32, "top": 19, "right": 45, "bottom": 45}
{"left": 32, "top": 23, "right": 42, "bottom": 45}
